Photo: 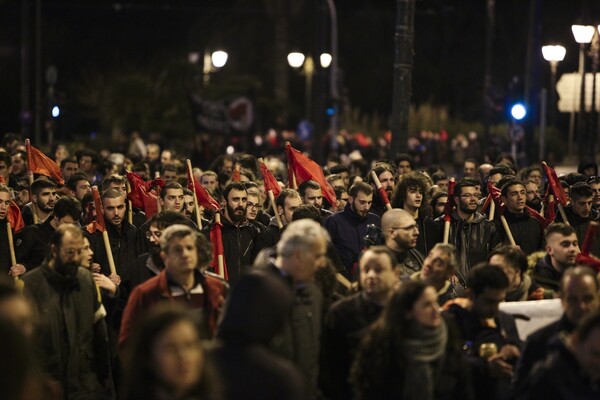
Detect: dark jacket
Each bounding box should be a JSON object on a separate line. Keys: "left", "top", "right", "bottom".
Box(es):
{"left": 527, "top": 337, "right": 600, "bottom": 400}
{"left": 122, "top": 252, "right": 162, "bottom": 294}
{"left": 260, "top": 262, "right": 323, "bottom": 397}
{"left": 22, "top": 264, "right": 114, "bottom": 400}
{"left": 533, "top": 254, "right": 562, "bottom": 293}
{"left": 0, "top": 219, "right": 13, "bottom": 274}
{"left": 556, "top": 205, "right": 600, "bottom": 257}
{"left": 416, "top": 213, "right": 441, "bottom": 257}
{"left": 202, "top": 216, "right": 267, "bottom": 287}
{"left": 512, "top": 314, "right": 575, "bottom": 399}
{"left": 500, "top": 210, "right": 544, "bottom": 255}
{"left": 325, "top": 203, "right": 381, "bottom": 277}
{"left": 352, "top": 316, "right": 473, "bottom": 400}
{"left": 15, "top": 218, "right": 54, "bottom": 271}
{"left": 391, "top": 247, "right": 425, "bottom": 276}
{"left": 435, "top": 211, "right": 502, "bottom": 284}
{"left": 320, "top": 292, "right": 384, "bottom": 400}
{"left": 210, "top": 270, "right": 305, "bottom": 400}
{"left": 444, "top": 304, "right": 521, "bottom": 400}
{"left": 86, "top": 221, "right": 141, "bottom": 277}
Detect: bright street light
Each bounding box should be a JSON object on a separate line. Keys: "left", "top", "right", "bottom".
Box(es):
{"left": 541, "top": 45, "right": 566, "bottom": 63}
{"left": 287, "top": 52, "right": 305, "bottom": 68}
{"left": 320, "top": 53, "right": 332, "bottom": 68}
{"left": 572, "top": 25, "right": 596, "bottom": 44}
{"left": 211, "top": 51, "right": 228, "bottom": 68}
{"left": 511, "top": 103, "right": 527, "bottom": 120}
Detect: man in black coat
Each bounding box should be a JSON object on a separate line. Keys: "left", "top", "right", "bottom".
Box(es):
{"left": 320, "top": 246, "right": 399, "bottom": 400}
{"left": 511, "top": 266, "right": 599, "bottom": 398}
{"left": 498, "top": 179, "right": 544, "bottom": 255}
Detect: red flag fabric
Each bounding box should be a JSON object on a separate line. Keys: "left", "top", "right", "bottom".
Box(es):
{"left": 542, "top": 162, "right": 568, "bottom": 206}
{"left": 525, "top": 205, "right": 550, "bottom": 229}
{"left": 187, "top": 167, "right": 220, "bottom": 210}
{"left": 487, "top": 182, "right": 506, "bottom": 214}
{"left": 285, "top": 143, "right": 336, "bottom": 205}
{"left": 7, "top": 201, "right": 25, "bottom": 233}
{"left": 580, "top": 221, "right": 600, "bottom": 255}
{"left": 126, "top": 172, "right": 164, "bottom": 219}
{"left": 443, "top": 179, "right": 457, "bottom": 222}
{"left": 209, "top": 220, "right": 229, "bottom": 281}
{"left": 86, "top": 187, "right": 107, "bottom": 234}
{"left": 576, "top": 253, "right": 600, "bottom": 272}
{"left": 544, "top": 195, "right": 556, "bottom": 227}
{"left": 259, "top": 161, "right": 282, "bottom": 198}
{"left": 25, "top": 141, "right": 64, "bottom": 185}
{"left": 231, "top": 166, "right": 241, "bottom": 182}
{"left": 377, "top": 187, "right": 390, "bottom": 207}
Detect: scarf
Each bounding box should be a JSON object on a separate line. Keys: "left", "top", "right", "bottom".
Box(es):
{"left": 401, "top": 319, "right": 448, "bottom": 400}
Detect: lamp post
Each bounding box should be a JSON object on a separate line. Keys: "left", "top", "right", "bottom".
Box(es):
{"left": 572, "top": 25, "right": 595, "bottom": 159}
{"left": 541, "top": 45, "right": 566, "bottom": 128}
{"left": 197, "top": 50, "right": 228, "bottom": 87}
{"left": 288, "top": 52, "right": 331, "bottom": 122}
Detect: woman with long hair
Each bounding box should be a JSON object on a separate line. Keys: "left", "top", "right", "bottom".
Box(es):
{"left": 121, "top": 303, "right": 220, "bottom": 400}
{"left": 351, "top": 281, "right": 472, "bottom": 400}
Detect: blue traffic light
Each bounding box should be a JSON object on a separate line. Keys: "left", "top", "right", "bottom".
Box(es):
{"left": 510, "top": 103, "right": 526, "bottom": 120}
{"left": 52, "top": 106, "right": 60, "bottom": 118}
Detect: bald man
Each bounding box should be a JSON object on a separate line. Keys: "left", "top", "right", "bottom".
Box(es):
{"left": 382, "top": 208, "right": 424, "bottom": 276}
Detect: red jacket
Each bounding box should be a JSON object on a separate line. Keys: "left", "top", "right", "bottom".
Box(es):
{"left": 119, "top": 269, "right": 227, "bottom": 351}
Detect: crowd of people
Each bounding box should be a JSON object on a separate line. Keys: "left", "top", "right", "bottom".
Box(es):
{"left": 1, "top": 130, "right": 600, "bottom": 400}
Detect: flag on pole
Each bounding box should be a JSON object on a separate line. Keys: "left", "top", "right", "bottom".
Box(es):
{"left": 541, "top": 162, "right": 568, "bottom": 206}
{"left": 186, "top": 168, "right": 220, "bottom": 210}
{"left": 443, "top": 179, "right": 457, "bottom": 222}
{"left": 7, "top": 201, "right": 25, "bottom": 233}
{"left": 25, "top": 140, "right": 64, "bottom": 185}
{"left": 209, "top": 219, "right": 228, "bottom": 281}
{"left": 259, "top": 161, "right": 282, "bottom": 198}
{"left": 285, "top": 143, "right": 336, "bottom": 205}
{"left": 86, "top": 187, "right": 107, "bottom": 234}
{"left": 126, "top": 172, "right": 165, "bottom": 219}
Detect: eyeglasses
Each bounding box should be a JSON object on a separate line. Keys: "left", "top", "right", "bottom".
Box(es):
{"left": 146, "top": 230, "right": 162, "bottom": 239}
{"left": 391, "top": 224, "right": 418, "bottom": 231}
{"left": 247, "top": 203, "right": 262, "bottom": 210}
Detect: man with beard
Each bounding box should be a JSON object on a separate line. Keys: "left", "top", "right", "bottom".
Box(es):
{"left": 533, "top": 223, "right": 580, "bottom": 292}
{"left": 325, "top": 182, "right": 380, "bottom": 280}
{"left": 21, "top": 224, "right": 115, "bottom": 398}
{"left": 22, "top": 178, "right": 58, "bottom": 226}
{"left": 366, "top": 163, "right": 395, "bottom": 217}
{"left": 392, "top": 171, "right": 439, "bottom": 256}
{"left": 86, "top": 188, "right": 141, "bottom": 278}
{"left": 15, "top": 196, "right": 81, "bottom": 276}
{"left": 182, "top": 188, "right": 205, "bottom": 226}
{"left": 203, "top": 181, "right": 267, "bottom": 286}
{"left": 499, "top": 179, "right": 544, "bottom": 255}
{"left": 66, "top": 172, "right": 92, "bottom": 201}
{"left": 0, "top": 185, "right": 15, "bottom": 274}
{"left": 298, "top": 180, "right": 334, "bottom": 222}
{"left": 382, "top": 208, "right": 424, "bottom": 276}
{"left": 102, "top": 174, "right": 146, "bottom": 228}
{"left": 123, "top": 211, "right": 190, "bottom": 292}
{"left": 525, "top": 180, "right": 543, "bottom": 213}
{"left": 435, "top": 177, "right": 501, "bottom": 287}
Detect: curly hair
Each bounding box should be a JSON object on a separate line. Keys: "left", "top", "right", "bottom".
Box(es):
{"left": 391, "top": 172, "right": 430, "bottom": 217}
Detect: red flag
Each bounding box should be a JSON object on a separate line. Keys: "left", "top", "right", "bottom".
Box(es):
{"left": 86, "top": 187, "right": 106, "bottom": 234}
{"left": 187, "top": 167, "right": 220, "bottom": 210}
{"left": 209, "top": 220, "right": 229, "bottom": 281}
{"left": 575, "top": 253, "right": 600, "bottom": 272}
{"left": 126, "top": 172, "right": 165, "bottom": 219}
{"left": 377, "top": 187, "right": 390, "bottom": 207}
{"left": 7, "top": 201, "right": 25, "bottom": 233}
{"left": 443, "top": 179, "right": 457, "bottom": 222}
{"left": 285, "top": 143, "right": 336, "bottom": 205}
{"left": 544, "top": 194, "right": 556, "bottom": 226}
{"left": 259, "top": 161, "right": 282, "bottom": 198}
{"left": 231, "top": 165, "right": 241, "bottom": 182}
{"left": 542, "top": 162, "right": 568, "bottom": 206}
{"left": 525, "top": 205, "right": 550, "bottom": 229}
{"left": 25, "top": 140, "right": 64, "bottom": 185}
{"left": 487, "top": 181, "right": 506, "bottom": 214}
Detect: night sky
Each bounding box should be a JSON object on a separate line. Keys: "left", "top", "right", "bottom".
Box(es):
{"left": 0, "top": 0, "right": 599, "bottom": 139}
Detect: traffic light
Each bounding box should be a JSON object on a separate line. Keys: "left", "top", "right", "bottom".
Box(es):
{"left": 510, "top": 103, "right": 527, "bottom": 121}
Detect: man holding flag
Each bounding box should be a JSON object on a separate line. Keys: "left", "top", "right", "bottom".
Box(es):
{"left": 22, "top": 178, "right": 58, "bottom": 226}
{"left": 367, "top": 163, "right": 395, "bottom": 217}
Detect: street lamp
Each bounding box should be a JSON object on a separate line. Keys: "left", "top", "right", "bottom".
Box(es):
{"left": 541, "top": 45, "right": 566, "bottom": 127}
{"left": 288, "top": 52, "right": 334, "bottom": 121}
{"left": 572, "top": 25, "right": 595, "bottom": 158}
{"left": 201, "top": 50, "right": 228, "bottom": 86}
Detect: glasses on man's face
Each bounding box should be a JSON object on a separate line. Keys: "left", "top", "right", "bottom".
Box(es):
{"left": 146, "top": 230, "right": 162, "bottom": 239}
{"left": 247, "top": 202, "right": 262, "bottom": 210}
